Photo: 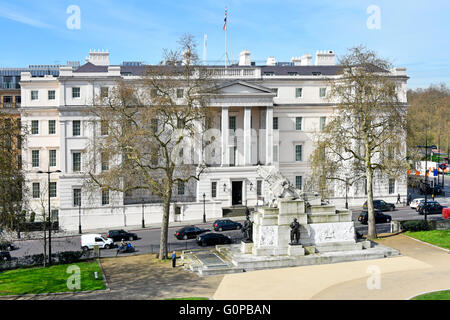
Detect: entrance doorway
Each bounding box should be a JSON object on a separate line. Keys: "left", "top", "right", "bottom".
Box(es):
{"left": 232, "top": 181, "right": 243, "bottom": 205}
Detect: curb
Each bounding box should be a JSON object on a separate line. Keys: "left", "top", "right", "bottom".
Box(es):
{"left": 402, "top": 234, "right": 450, "bottom": 253}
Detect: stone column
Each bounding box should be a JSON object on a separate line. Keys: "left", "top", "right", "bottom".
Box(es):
{"left": 244, "top": 107, "right": 252, "bottom": 165}
{"left": 265, "top": 106, "right": 273, "bottom": 165}
{"left": 221, "top": 106, "right": 229, "bottom": 166}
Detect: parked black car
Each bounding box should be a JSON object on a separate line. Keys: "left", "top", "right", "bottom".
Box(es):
{"left": 358, "top": 210, "right": 392, "bottom": 224}
{"left": 213, "top": 219, "right": 242, "bottom": 232}
{"left": 0, "top": 241, "right": 16, "bottom": 251}
{"left": 363, "top": 200, "right": 395, "bottom": 212}
{"left": 106, "top": 230, "right": 138, "bottom": 242}
{"left": 417, "top": 201, "right": 445, "bottom": 215}
{"left": 174, "top": 226, "right": 209, "bottom": 240}
{"left": 196, "top": 233, "right": 232, "bottom": 246}
{"left": 0, "top": 251, "right": 11, "bottom": 261}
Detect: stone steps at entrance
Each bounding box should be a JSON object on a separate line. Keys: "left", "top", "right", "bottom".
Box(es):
{"left": 222, "top": 206, "right": 254, "bottom": 217}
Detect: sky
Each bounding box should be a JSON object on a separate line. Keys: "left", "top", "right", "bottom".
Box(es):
{"left": 0, "top": 0, "right": 449, "bottom": 89}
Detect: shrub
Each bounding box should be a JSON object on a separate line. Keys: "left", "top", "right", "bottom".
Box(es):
{"left": 29, "top": 212, "right": 35, "bottom": 223}
{"left": 402, "top": 220, "right": 431, "bottom": 232}
{"left": 56, "top": 251, "right": 84, "bottom": 264}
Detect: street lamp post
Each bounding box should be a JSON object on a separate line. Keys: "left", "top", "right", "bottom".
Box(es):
{"left": 202, "top": 193, "right": 206, "bottom": 223}
{"left": 78, "top": 202, "right": 82, "bottom": 234}
{"left": 37, "top": 169, "right": 61, "bottom": 265}
{"left": 345, "top": 178, "right": 349, "bottom": 210}
{"left": 417, "top": 138, "right": 437, "bottom": 221}
{"left": 141, "top": 198, "right": 145, "bottom": 228}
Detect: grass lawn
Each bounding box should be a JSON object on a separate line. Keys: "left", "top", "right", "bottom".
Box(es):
{"left": 412, "top": 290, "right": 450, "bottom": 300}
{"left": 405, "top": 230, "right": 450, "bottom": 250}
{"left": 0, "top": 260, "right": 106, "bottom": 296}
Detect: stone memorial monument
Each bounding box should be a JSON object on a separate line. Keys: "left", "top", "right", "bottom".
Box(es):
{"left": 181, "top": 166, "right": 399, "bottom": 276}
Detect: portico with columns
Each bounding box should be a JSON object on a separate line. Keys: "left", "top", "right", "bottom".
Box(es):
{"left": 197, "top": 80, "right": 277, "bottom": 207}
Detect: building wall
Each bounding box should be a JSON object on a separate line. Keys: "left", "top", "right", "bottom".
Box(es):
{"left": 19, "top": 54, "right": 409, "bottom": 231}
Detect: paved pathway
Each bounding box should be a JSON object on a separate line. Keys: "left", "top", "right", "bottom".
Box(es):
{"left": 213, "top": 234, "right": 450, "bottom": 300}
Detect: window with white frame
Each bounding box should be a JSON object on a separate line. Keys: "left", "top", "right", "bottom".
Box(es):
{"left": 176, "top": 88, "right": 184, "bottom": 98}
{"left": 295, "top": 117, "right": 302, "bottom": 131}
{"left": 48, "top": 120, "right": 56, "bottom": 134}
{"left": 101, "top": 189, "right": 109, "bottom": 205}
{"left": 73, "top": 188, "right": 81, "bottom": 206}
{"left": 320, "top": 117, "right": 326, "bottom": 130}
{"left": 295, "top": 145, "right": 302, "bottom": 161}
{"left": 72, "top": 120, "right": 81, "bottom": 136}
{"left": 178, "top": 181, "right": 185, "bottom": 195}
{"left": 389, "top": 179, "right": 395, "bottom": 194}
{"left": 211, "top": 181, "right": 217, "bottom": 198}
{"left": 32, "top": 183, "right": 40, "bottom": 198}
{"left": 32, "top": 150, "right": 39, "bottom": 167}
{"left": 295, "top": 88, "right": 303, "bottom": 98}
{"left": 49, "top": 150, "right": 56, "bottom": 167}
{"left": 229, "top": 116, "right": 236, "bottom": 132}
{"left": 273, "top": 117, "right": 278, "bottom": 130}
{"left": 257, "top": 180, "right": 262, "bottom": 196}
{"left": 73, "top": 152, "right": 81, "bottom": 172}
{"left": 295, "top": 176, "right": 303, "bottom": 190}
{"left": 49, "top": 182, "right": 57, "bottom": 198}
{"left": 72, "top": 87, "right": 80, "bottom": 98}
{"left": 31, "top": 120, "right": 39, "bottom": 134}
{"left": 319, "top": 87, "right": 327, "bottom": 98}
{"left": 48, "top": 90, "right": 55, "bottom": 100}
{"left": 31, "top": 90, "right": 38, "bottom": 100}
{"left": 101, "top": 151, "right": 109, "bottom": 171}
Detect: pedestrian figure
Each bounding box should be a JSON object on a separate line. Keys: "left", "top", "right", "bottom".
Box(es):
{"left": 432, "top": 193, "right": 435, "bottom": 201}
{"left": 407, "top": 193, "right": 412, "bottom": 206}
{"left": 171, "top": 251, "right": 177, "bottom": 268}
{"left": 396, "top": 193, "right": 401, "bottom": 204}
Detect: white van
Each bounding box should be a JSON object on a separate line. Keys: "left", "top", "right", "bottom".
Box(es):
{"left": 81, "top": 234, "right": 114, "bottom": 251}
{"left": 410, "top": 198, "right": 424, "bottom": 210}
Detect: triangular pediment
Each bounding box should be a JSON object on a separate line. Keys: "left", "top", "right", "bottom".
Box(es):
{"left": 217, "top": 80, "right": 274, "bottom": 95}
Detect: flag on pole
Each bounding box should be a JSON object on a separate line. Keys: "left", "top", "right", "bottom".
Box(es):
{"left": 223, "top": 8, "right": 227, "bottom": 30}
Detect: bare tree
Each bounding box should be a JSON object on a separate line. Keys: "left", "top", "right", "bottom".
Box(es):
{"left": 310, "top": 46, "right": 408, "bottom": 239}
{"left": 0, "top": 116, "right": 27, "bottom": 234}
{"left": 84, "top": 34, "right": 216, "bottom": 259}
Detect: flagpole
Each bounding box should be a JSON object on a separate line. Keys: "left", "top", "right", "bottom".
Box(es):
{"left": 224, "top": 7, "right": 228, "bottom": 69}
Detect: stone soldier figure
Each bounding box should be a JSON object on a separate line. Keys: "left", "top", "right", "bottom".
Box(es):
{"left": 242, "top": 215, "right": 253, "bottom": 242}
{"left": 290, "top": 218, "right": 301, "bottom": 244}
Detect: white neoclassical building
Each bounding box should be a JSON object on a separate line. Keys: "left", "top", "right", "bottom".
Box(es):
{"left": 20, "top": 49, "right": 409, "bottom": 231}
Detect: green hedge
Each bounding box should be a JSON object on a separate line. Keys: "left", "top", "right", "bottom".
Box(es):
{"left": 402, "top": 220, "right": 431, "bottom": 232}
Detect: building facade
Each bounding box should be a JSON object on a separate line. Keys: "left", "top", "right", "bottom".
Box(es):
{"left": 20, "top": 50, "right": 408, "bottom": 231}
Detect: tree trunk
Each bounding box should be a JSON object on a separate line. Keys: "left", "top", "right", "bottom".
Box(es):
{"left": 159, "top": 195, "right": 172, "bottom": 260}
{"left": 366, "top": 165, "right": 377, "bottom": 239}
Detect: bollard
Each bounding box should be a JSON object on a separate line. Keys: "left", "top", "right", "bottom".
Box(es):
{"left": 94, "top": 271, "right": 98, "bottom": 279}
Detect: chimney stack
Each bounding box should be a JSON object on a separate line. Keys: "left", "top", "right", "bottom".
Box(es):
{"left": 266, "top": 56, "right": 277, "bottom": 66}
{"left": 86, "top": 49, "right": 110, "bottom": 66}
{"left": 239, "top": 49, "right": 251, "bottom": 66}
{"left": 315, "top": 50, "right": 335, "bottom": 66}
